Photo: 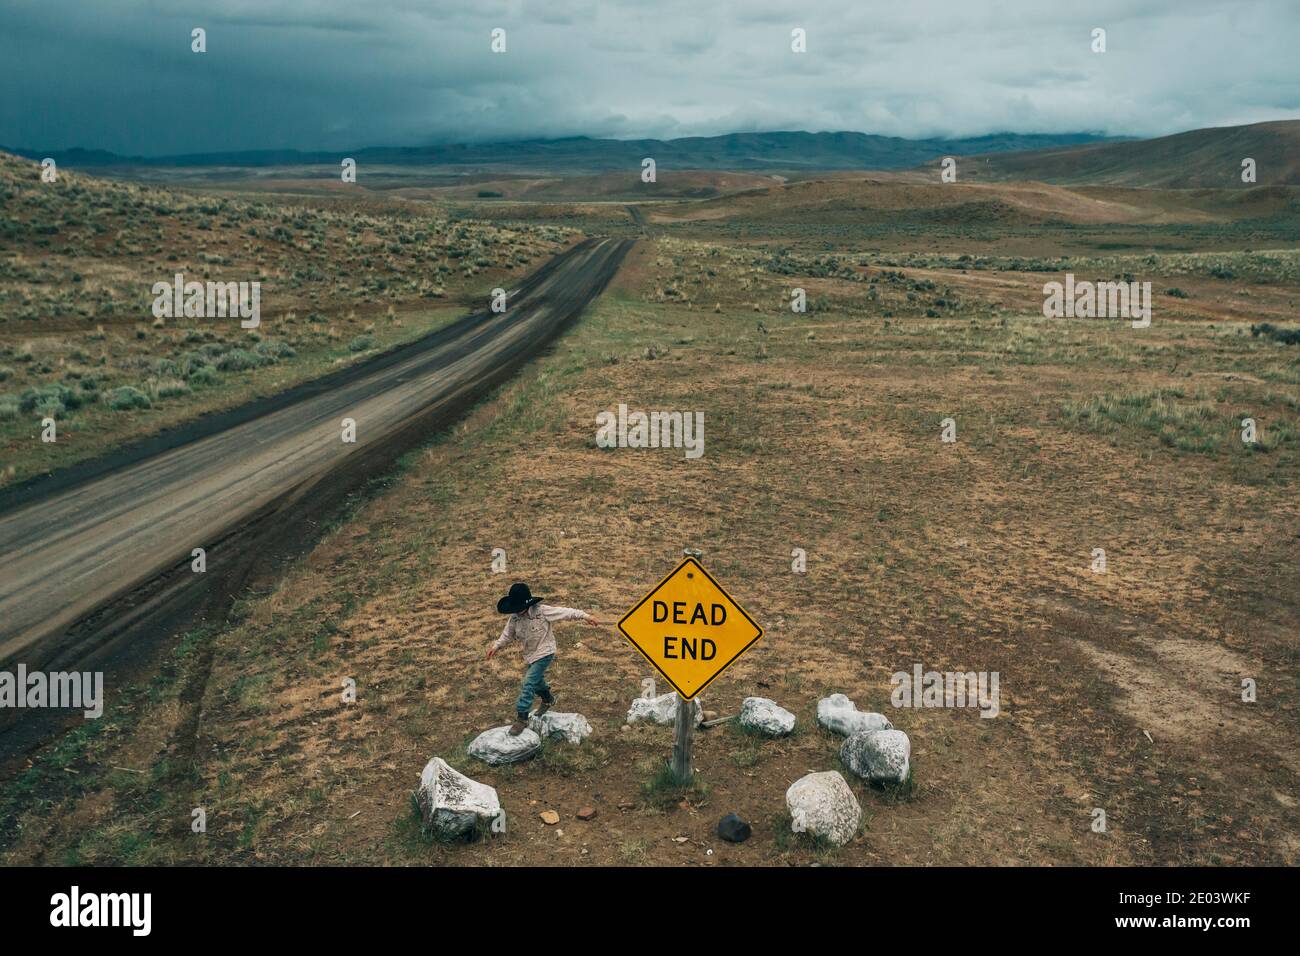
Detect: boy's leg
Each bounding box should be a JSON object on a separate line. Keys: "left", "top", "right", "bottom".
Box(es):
{"left": 535, "top": 655, "right": 554, "bottom": 704}
{"left": 534, "top": 655, "right": 555, "bottom": 714}
{"left": 512, "top": 655, "right": 555, "bottom": 724}
{"left": 508, "top": 667, "right": 532, "bottom": 734}
{"left": 513, "top": 664, "right": 539, "bottom": 720}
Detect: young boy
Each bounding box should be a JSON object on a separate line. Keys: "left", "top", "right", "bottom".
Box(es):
{"left": 487, "top": 582, "right": 603, "bottom": 735}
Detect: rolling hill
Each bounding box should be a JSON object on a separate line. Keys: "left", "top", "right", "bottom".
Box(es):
{"left": 939, "top": 120, "right": 1300, "bottom": 188}
{"left": 647, "top": 173, "right": 1300, "bottom": 230}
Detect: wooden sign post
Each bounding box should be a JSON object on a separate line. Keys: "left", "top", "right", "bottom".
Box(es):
{"left": 671, "top": 694, "right": 696, "bottom": 784}
{"left": 618, "top": 552, "right": 764, "bottom": 788}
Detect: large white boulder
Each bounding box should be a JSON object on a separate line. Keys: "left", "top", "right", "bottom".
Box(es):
{"left": 816, "top": 693, "right": 892, "bottom": 736}
{"left": 529, "top": 711, "right": 593, "bottom": 744}
{"left": 414, "top": 757, "right": 501, "bottom": 840}
{"left": 467, "top": 725, "right": 542, "bottom": 765}
{"left": 739, "top": 696, "right": 796, "bottom": 736}
{"left": 626, "top": 691, "right": 703, "bottom": 726}
{"left": 785, "top": 770, "right": 861, "bottom": 847}
{"left": 841, "top": 729, "right": 911, "bottom": 785}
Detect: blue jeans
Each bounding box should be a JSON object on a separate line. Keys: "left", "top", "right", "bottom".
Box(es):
{"left": 514, "top": 654, "right": 554, "bottom": 718}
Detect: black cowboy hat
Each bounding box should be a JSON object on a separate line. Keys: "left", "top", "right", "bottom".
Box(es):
{"left": 497, "top": 582, "right": 542, "bottom": 614}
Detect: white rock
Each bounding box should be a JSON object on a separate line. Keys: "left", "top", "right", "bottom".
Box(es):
{"left": 816, "top": 693, "right": 892, "bottom": 736}
{"left": 739, "top": 696, "right": 796, "bottom": 736}
{"left": 626, "top": 691, "right": 703, "bottom": 726}
{"left": 467, "top": 725, "right": 542, "bottom": 765}
{"left": 529, "top": 711, "right": 593, "bottom": 744}
{"left": 785, "top": 770, "right": 861, "bottom": 847}
{"left": 841, "top": 729, "right": 911, "bottom": 785}
{"left": 414, "top": 757, "right": 501, "bottom": 840}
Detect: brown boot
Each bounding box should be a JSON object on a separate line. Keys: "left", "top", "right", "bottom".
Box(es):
{"left": 536, "top": 695, "right": 555, "bottom": 718}
{"left": 508, "top": 718, "right": 529, "bottom": 736}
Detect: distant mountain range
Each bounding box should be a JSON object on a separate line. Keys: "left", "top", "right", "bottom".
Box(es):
{"left": 1, "top": 130, "right": 1121, "bottom": 172}
{"left": 8, "top": 122, "right": 1295, "bottom": 186}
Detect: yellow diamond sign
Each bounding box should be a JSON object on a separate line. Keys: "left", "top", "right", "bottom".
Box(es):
{"left": 618, "top": 558, "right": 764, "bottom": 700}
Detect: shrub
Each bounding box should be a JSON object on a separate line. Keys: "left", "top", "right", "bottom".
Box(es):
{"left": 187, "top": 365, "right": 218, "bottom": 386}
{"left": 216, "top": 348, "right": 268, "bottom": 372}
{"left": 181, "top": 352, "right": 216, "bottom": 376}
{"left": 34, "top": 395, "right": 65, "bottom": 417}
{"left": 19, "top": 383, "right": 81, "bottom": 414}
{"left": 103, "top": 385, "right": 152, "bottom": 411}
{"left": 348, "top": 335, "right": 375, "bottom": 353}
{"left": 150, "top": 377, "right": 191, "bottom": 400}
{"left": 254, "top": 339, "right": 296, "bottom": 361}
{"left": 1250, "top": 323, "right": 1300, "bottom": 345}
{"left": 195, "top": 342, "right": 232, "bottom": 362}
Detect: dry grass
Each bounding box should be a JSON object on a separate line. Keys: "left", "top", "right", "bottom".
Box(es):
{"left": 5, "top": 229, "right": 1295, "bottom": 866}
{"left": 0, "top": 152, "right": 576, "bottom": 485}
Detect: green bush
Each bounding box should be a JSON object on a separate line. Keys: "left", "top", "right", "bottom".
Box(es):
{"left": 151, "top": 377, "right": 191, "bottom": 400}
{"left": 348, "top": 335, "right": 375, "bottom": 353}
{"left": 254, "top": 339, "right": 296, "bottom": 361}
{"left": 35, "top": 397, "right": 65, "bottom": 417}
{"left": 196, "top": 342, "right": 232, "bottom": 361}
{"left": 181, "top": 352, "right": 214, "bottom": 377}
{"left": 216, "top": 348, "right": 268, "bottom": 372}
{"left": 187, "top": 365, "right": 218, "bottom": 386}
{"left": 19, "top": 383, "right": 81, "bottom": 415}
{"left": 103, "top": 385, "right": 152, "bottom": 411}
{"left": 1251, "top": 323, "right": 1300, "bottom": 345}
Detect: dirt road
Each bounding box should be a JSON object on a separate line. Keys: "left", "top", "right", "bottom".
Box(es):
{"left": 0, "top": 237, "right": 633, "bottom": 669}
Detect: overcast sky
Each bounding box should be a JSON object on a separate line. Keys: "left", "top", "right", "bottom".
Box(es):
{"left": 1, "top": 0, "right": 1297, "bottom": 154}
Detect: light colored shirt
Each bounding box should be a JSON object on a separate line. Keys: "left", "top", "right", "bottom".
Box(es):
{"left": 493, "top": 603, "right": 589, "bottom": 664}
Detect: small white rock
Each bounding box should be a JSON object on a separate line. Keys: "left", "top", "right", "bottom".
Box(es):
{"left": 414, "top": 757, "right": 501, "bottom": 840}
{"left": 816, "top": 693, "right": 892, "bottom": 736}
{"left": 785, "top": 770, "right": 861, "bottom": 847}
{"left": 529, "top": 711, "right": 593, "bottom": 744}
{"left": 739, "top": 696, "right": 796, "bottom": 736}
{"left": 841, "top": 728, "right": 911, "bottom": 785}
{"left": 626, "top": 691, "right": 703, "bottom": 726}
{"left": 467, "top": 725, "right": 542, "bottom": 765}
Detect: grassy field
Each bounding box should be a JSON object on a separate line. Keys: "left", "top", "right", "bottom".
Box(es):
{"left": 0, "top": 153, "right": 575, "bottom": 486}
{"left": 3, "top": 193, "right": 1296, "bottom": 865}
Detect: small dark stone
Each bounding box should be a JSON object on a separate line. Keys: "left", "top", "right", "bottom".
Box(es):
{"left": 717, "top": 813, "right": 752, "bottom": 843}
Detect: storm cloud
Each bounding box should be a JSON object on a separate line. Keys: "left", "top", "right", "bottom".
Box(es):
{"left": 1, "top": 0, "right": 1296, "bottom": 154}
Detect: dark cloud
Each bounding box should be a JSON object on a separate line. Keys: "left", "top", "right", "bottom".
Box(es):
{"left": 0, "top": 0, "right": 1296, "bottom": 155}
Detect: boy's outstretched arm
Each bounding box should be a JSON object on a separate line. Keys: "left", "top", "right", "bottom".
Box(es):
{"left": 486, "top": 618, "right": 515, "bottom": 660}
{"left": 539, "top": 604, "right": 603, "bottom": 627}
